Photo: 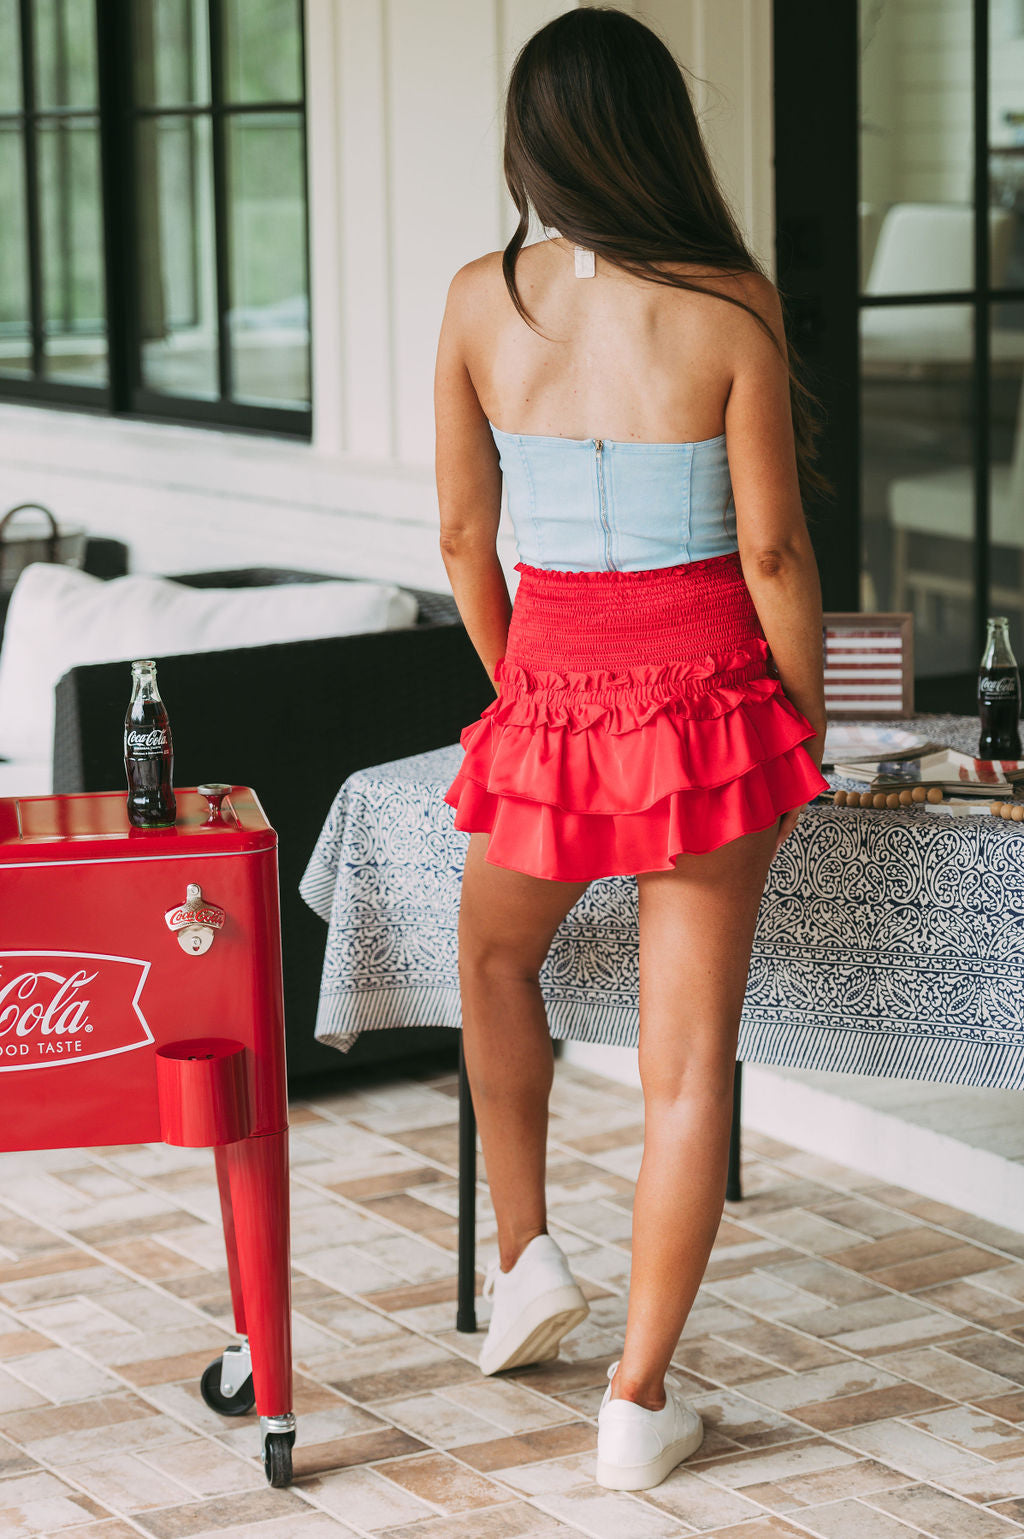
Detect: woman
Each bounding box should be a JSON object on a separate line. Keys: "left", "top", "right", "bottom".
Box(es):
{"left": 434, "top": 6, "right": 831, "bottom": 1493}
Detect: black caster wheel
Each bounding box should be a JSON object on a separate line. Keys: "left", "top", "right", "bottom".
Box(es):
{"left": 263, "top": 1430, "right": 294, "bottom": 1487}
{"left": 200, "top": 1356, "right": 256, "bottom": 1416}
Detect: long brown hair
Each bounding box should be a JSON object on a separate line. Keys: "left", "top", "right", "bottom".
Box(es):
{"left": 501, "top": 6, "right": 835, "bottom": 511}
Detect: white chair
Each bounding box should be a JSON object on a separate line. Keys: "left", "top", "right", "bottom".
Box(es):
{"left": 862, "top": 202, "right": 1016, "bottom": 369}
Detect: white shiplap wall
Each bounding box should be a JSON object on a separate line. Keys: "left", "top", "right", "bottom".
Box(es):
{"left": 861, "top": 0, "right": 1024, "bottom": 207}
{"left": 860, "top": 0, "right": 974, "bottom": 210}
{"left": 0, "top": 0, "right": 774, "bottom": 587}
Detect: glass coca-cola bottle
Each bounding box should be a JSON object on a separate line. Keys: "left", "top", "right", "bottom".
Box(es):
{"left": 977, "top": 617, "right": 1022, "bottom": 760}
{"left": 124, "top": 659, "right": 176, "bottom": 828}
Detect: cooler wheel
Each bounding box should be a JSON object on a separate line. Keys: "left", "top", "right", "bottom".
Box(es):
{"left": 200, "top": 1352, "right": 256, "bottom": 1416}
{"left": 263, "top": 1429, "right": 294, "bottom": 1487}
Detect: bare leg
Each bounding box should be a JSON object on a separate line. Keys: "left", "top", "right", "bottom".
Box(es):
{"left": 458, "top": 831, "right": 591, "bottom": 1273}
{"left": 609, "top": 817, "right": 781, "bottom": 1408}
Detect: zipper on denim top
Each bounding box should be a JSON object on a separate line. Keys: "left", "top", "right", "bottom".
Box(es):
{"left": 593, "top": 438, "right": 614, "bottom": 568}
{"left": 487, "top": 421, "right": 733, "bottom": 571}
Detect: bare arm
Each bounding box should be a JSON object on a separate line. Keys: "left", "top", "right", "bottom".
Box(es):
{"left": 724, "top": 274, "right": 827, "bottom": 762}
{"left": 433, "top": 262, "right": 511, "bottom": 692}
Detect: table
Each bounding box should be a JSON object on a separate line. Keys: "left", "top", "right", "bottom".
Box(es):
{"left": 300, "top": 712, "right": 1024, "bottom": 1092}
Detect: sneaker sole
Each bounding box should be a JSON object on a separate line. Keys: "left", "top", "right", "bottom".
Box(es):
{"left": 479, "top": 1284, "right": 589, "bottom": 1375}
{"left": 595, "top": 1415, "right": 705, "bottom": 1490}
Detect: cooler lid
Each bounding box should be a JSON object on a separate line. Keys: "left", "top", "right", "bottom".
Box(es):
{"left": 0, "top": 787, "right": 276, "bottom": 864}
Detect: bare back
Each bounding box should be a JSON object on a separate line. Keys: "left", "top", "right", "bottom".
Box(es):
{"left": 461, "top": 237, "right": 746, "bottom": 445}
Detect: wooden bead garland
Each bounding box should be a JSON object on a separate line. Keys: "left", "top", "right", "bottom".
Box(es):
{"left": 832, "top": 788, "right": 1023, "bottom": 819}
{"left": 832, "top": 786, "right": 940, "bottom": 808}
{"left": 988, "top": 799, "right": 1024, "bottom": 821}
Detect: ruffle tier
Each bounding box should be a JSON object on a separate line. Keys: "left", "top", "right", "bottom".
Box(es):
{"left": 444, "top": 634, "right": 829, "bottom": 880}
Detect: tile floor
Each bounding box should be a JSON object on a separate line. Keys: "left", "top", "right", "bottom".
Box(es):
{"left": 0, "top": 1053, "right": 1023, "bottom": 1537}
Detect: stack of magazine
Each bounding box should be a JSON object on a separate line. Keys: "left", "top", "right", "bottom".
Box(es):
{"left": 831, "top": 742, "right": 1024, "bottom": 800}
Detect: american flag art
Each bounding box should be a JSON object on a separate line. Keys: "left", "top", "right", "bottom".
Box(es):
{"left": 822, "top": 614, "right": 914, "bottom": 718}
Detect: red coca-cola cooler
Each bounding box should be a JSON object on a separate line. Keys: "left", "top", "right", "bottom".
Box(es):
{"left": 0, "top": 785, "right": 296, "bottom": 1485}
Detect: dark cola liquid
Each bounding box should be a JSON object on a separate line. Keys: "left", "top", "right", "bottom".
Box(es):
{"left": 125, "top": 698, "right": 176, "bottom": 827}
{"left": 978, "top": 665, "right": 1022, "bottom": 759}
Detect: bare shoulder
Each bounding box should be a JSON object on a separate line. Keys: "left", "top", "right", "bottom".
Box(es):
{"left": 448, "top": 239, "right": 562, "bottom": 308}
{"left": 445, "top": 250, "right": 506, "bottom": 315}
{"left": 645, "top": 263, "right": 785, "bottom": 356}
{"left": 712, "top": 269, "right": 787, "bottom": 352}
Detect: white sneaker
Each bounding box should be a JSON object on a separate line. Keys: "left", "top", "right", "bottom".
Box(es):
{"left": 478, "top": 1233, "right": 589, "bottom": 1375}
{"left": 596, "top": 1358, "right": 704, "bottom": 1490}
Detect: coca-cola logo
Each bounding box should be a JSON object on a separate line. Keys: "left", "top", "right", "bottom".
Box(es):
{"left": 126, "top": 728, "right": 168, "bottom": 751}
{"left": 0, "top": 953, "right": 152, "bottom": 1071}
{"left": 980, "top": 677, "right": 1020, "bottom": 698}
{"left": 165, "top": 905, "right": 223, "bottom": 930}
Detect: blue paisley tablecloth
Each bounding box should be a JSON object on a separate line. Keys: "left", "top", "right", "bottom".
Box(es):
{"left": 299, "top": 713, "right": 1024, "bottom": 1089}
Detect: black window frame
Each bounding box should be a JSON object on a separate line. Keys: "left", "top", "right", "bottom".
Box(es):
{"left": 1, "top": 0, "right": 313, "bottom": 439}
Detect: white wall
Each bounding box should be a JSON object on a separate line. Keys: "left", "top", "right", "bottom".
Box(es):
{"left": 307, "top": 0, "right": 565, "bottom": 467}
{"left": 0, "top": 0, "right": 774, "bottom": 588}
{"left": 632, "top": 0, "right": 774, "bottom": 272}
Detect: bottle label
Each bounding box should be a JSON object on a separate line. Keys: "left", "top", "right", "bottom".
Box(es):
{"left": 980, "top": 677, "right": 1020, "bottom": 700}
{"left": 126, "top": 727, "right": 169, "bottom": 753}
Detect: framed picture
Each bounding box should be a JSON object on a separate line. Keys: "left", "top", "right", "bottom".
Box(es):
{"left": 821, "top": 612, "right": 914, "bottom": 719}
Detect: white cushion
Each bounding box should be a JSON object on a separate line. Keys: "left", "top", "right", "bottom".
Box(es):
{"left": 0, "top": 564, "right": 419, "bottom": 764}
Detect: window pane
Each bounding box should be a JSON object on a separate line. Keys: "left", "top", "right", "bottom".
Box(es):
{"left": 988, "top": 16, "right": 1024, "bottom": 666}
{"left": 223, "top": 0, "right": 301, "bottom": 104}
{"left": 0, "top": 124, "right": 30, "bottom": 376}
{"left": 137, "top": 114, "right": 218, "bottom": 399}
{"left": 860, "top": 301, "right": 976, "bottom": 678}
{"left": 226, "top": 113, "right": 308, "bottom": 407}
{"left": 133, "top": 0, "right": 209, "bottom": 109}
{"left": 0, "top": 0, "right": 21, "bottom": 109}
{"left": 989, "top": 331, "right": 1024, "bottom": 658}
{"left": 37, "top": 118, "right": 106, "bottom": 383}
{"left": 34, "top": 0, "right": 97, "bottom": 111}
{"left": 988, "top": 5, "right": 1024, "bottom": 312}
{"left": 859, "top": 1, "right": 974, "bottom": 296}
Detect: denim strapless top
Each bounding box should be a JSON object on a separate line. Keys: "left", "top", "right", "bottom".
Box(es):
{"left": 488, "top": 420, "right": 737, "bottom": 572}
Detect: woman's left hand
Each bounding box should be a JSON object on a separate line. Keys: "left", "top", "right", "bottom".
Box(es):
{"left": 801, "top": 714, "right": 828, "bottom": 773}
{"left": 772, "top": 717, "right": 827, "bottom": 858}
{"left": 772, "top": 804, "right": 803, "bottom": 856}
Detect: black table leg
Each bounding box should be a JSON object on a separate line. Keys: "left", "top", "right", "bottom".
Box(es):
{"left": 456, "top": 1036, "right": 478, "bottom": 1331}
{"left": 726, "top": 1058, "right": 743, "bottom": 1201}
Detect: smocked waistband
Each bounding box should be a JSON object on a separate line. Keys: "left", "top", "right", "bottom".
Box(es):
{"left": 505, "top": 549, "right": 764, "bottom": 673}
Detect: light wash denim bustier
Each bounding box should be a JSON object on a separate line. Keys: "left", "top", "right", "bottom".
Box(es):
{"left": 488, "top": 420, "right": 738, "bottom": 572}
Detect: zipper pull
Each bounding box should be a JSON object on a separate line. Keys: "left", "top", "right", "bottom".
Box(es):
{"left": 594, "top": 438, "right": 603, "bottom": 451}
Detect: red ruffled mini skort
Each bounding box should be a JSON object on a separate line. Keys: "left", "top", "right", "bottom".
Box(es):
{"left": 443, "top": 550, "right": 829, "bottom": 881}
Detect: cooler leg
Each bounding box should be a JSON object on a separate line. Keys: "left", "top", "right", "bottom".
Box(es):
{"left": 215, "top": 1145, "right": 247, "bottom": 1336}
{"left": 224, "top": 1129, "right": 293, "bottom": 1419}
